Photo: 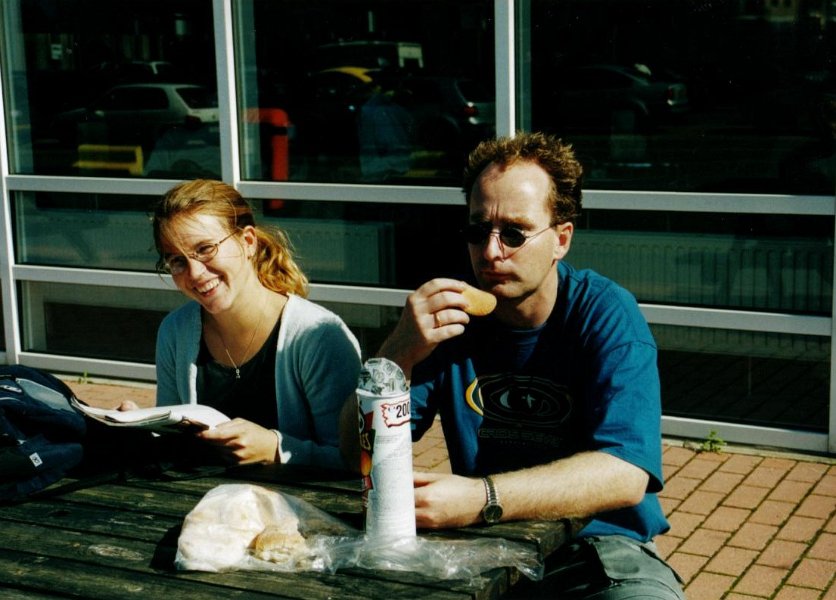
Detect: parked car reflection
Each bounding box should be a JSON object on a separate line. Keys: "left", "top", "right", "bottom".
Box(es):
{"left": 293, "top": 66, "right": 495, "bottom": 183}
{"left": 51, "top": 83, "right": 219, "bottom": 175}
{"left": 542, "top": 63, "right": 689, "bottom": 133}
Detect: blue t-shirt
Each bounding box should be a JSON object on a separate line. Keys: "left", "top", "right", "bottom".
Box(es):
{"left": 410, "top": 261, "right": 669, "bottom": 542}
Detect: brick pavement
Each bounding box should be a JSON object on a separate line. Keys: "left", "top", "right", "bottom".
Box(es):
{"left": 65, "top": 377, "right": 836, "bottom": 599}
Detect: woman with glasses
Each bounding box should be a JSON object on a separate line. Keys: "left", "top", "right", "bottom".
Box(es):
{"left": 150, "top": 179, "right": 361, "bottom": 468}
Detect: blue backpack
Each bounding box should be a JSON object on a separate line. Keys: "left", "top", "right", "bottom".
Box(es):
{"left": 0, "top": 365, "right": 87, "bottom": 502}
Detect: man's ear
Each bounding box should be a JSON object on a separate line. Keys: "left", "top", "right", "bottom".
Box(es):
{"left": 554, "top": 222, "right": 573, "bottom": 260}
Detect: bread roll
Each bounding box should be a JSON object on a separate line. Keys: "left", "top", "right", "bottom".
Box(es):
{"left": 461, "top": 285, "right": 497, "bottom": 316}
{"left": 251, "top": 521, "right": 310, "bottom": 566}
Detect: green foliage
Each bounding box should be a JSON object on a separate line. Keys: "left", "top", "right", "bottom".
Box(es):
{"left": 76, "top": 371, "right": 90, "bottom": 384}
{"left": 698, "top": 430, "right": 726, "bottom": 453}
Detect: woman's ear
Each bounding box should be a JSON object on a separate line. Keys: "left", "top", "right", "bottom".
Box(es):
{"left": 554, "top": 222, "right": 573, "bottom": 261}
{"left": 241, "top": 225, "right": 258, "bottom": 258}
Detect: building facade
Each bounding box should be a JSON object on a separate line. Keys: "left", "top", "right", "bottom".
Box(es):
{"left": 1, "top": 0, "right": 834, "bottom": 454}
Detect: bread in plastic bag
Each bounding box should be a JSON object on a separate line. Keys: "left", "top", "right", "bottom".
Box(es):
{"left": 176, "top": 483, "right": 543, "bottom": 585}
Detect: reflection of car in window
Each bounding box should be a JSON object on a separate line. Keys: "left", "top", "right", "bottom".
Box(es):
{"left": 52, "top": 83, "right": 219, "bottom": 153}
{"left": 543, "top": 64, "right": 689, "bottom": 133}
{"left": 395, "top": 75, "right": 496, "bottom": 152}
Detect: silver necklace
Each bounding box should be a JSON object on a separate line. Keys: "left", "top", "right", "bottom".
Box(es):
{"left": 218, "top": 301, "right": 267, "bottom": 379}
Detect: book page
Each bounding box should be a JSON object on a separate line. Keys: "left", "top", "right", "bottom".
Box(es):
{"left": 71, "top": 397, "right": 230, "bottom": 432}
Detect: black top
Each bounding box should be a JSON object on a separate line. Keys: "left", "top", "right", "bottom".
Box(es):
{"left": 196, "top": 318, "right": 280, "bottom": 428}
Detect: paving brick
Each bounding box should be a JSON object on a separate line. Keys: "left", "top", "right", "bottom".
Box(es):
{"left": 704, "top": 546, "right": 758, "bottom": 576}
{"left": 786, "top": 558, "right": 835, "bottom": 590}
{"left": 744, "top": 465, "right": 791, "bottom": 489}
{"left": 678, "top": 490, "right": 725, "bottom": 516}
{"left": 807, "top": 532, "right": 836, "bottom": 561}
{"left": 823, "top": 581, "right": 836, "bottom": 599}
{"left": 827, "top": 514, "right": 836, "bottom": 534}
{"left": 659, "top": 496, "right": 681, "bottom": 516}
{"left": 773, "top": 586, "right": 826, "bottom": 600}
{"left": 760, "top": 457, "right": 798, "bottom": 472}
{"left": 701, "top": 471, "right": 746, "bottom": 495}
{"left": 769, "top": 480, "right": 817, "bottom": 503}
{"left": 677, "top": 456, "right": 724, "bottom": 480}
{"left": 725, "top": 484, "right": 771, "bottom": 510}
{"left": 412, "top": 446, "right": 451, "bottom": 471}
{"left": 702, "top": 506, "right": 752, "bottom": 532}
{"left": 729, "top": 522, "right": 780, "bottom": 551}
{"left": 686, "top": 572, "right": 736, "bottom": 600}
{"left": 653, "top": 533, "right": 682, "bottom": 559}
{"left": 677, "top": 527, "right": 731, "bottom": 556}
{"left": 733, "top": 564, "right": 788, "bottom": 596}
{"left": 750, "top": 500, "right": 796, "bottom": 526}
{"left": 795, "top": 494, "right": 836, "bottom": 520}
{"left": 725, "top": 594, "right": 763, "bottom": 600}
{"left": 660, "top": 476, "right": 701, "bottom": 500}
{"left": 778, "top": 516, "right": 827, "bottom": 542}
{"left": 666, "top": 551, "right": 708, "bottom": 584}
{"left": 663, "top": 445, "right": 695, "bottom": 467}
{"left": 720, "top": 453, "right": 762, "bottom": 475}
{"left": 756, "top": 539, "right": 807, "bottom": 569}
{"left": 787, "top": 462, "right": 829, "bottom": 483}
{"left": 662, "top": 463, "right": 679, "bottom": 482}
{"left": 667, "top": 511, "right": 705, "bottom": 538}
{"left": 813, "top": 473, "right": 836, "bottom": 497}
{"left": 412, "top": 436, "right": 439, "bottom": 455}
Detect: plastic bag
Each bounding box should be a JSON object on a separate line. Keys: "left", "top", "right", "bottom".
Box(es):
{"left": 175, "top": 483, "right": 543, "bottom": 585}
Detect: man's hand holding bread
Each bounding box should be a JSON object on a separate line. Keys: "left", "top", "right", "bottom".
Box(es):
{"left": 376, "top": 279, "right": 495, "bottom": 381}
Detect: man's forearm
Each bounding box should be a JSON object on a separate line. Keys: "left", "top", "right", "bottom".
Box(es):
{"left": 495, "top": 451, "right": 649, "bottom": 522}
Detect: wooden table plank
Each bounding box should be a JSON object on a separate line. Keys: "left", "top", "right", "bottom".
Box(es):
{"left": 0, "top": 467, "right": 570, "bottom": 599}
{"left": 0, "top": 521, "right": 472, "bottom": 599}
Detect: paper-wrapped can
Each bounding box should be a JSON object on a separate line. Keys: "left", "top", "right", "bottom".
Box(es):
{"left": 356, "top": 358, "right": 416, "bottom": 540}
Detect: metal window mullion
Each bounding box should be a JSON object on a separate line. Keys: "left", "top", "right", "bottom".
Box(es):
{"left": 495, "top": 0, "right": 515, "bottom": 137}
{"left": 830, "top": 199, "right": 836, "bottom": 454}
{"left": 213, "top": 0, "right": 240, "bottom": 186}
{"left": 237, "top": 180, "right": 465, "bottom": 205}
{"left": 641, "top": 304, "right": 831, "bottom": 337}
{"left": 662, "top": 416, "right": 828, "bottom": 455}
{"left": 584, "top": 190, "right": 835, "bottom": 216}
{"left": 0, "top": 40, "right": 20, "bottom": 364}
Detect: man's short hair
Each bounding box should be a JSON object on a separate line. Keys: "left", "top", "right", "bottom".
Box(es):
{"left": 463, "top": 132, "right": 583, "bottom": 225}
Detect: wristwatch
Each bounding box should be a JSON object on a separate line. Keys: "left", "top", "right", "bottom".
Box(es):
{"left": 481, "top": 475, "right": 504, "bottom": 524}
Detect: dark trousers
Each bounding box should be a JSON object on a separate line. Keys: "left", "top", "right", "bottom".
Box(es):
{"left": 508, "top": 535, "right": 686, "bottom": 599}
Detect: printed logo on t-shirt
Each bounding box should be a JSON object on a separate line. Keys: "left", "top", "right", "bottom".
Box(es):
{"left": 465, "top": 373, "right": 573, "bottom": 427}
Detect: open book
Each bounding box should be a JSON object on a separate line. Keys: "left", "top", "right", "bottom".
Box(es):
{"left": 70, "top": 397, "right": 230, "bottom": 434}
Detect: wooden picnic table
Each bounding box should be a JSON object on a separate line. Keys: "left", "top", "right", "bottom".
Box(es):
{"left": 0, "top": 463, "right": 580, "bottom": 599}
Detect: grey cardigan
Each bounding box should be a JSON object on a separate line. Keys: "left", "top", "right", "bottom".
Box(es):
{"left": 155, "top": 294, "right": 361, "bottom": 468}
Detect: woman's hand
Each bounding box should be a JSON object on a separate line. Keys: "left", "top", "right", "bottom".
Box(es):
{"left": 116, "top": 400, "right": 140, "bottom": 411}
{"left": 197, "top": 418, "right": 279, "bottom": 465}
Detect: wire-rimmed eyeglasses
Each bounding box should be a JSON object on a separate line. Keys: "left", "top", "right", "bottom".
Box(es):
{"left": 462, "top": 222, "right": 553, "bottom": 257}
{"left": 160, "top": 231, "right": 237, "bottom": 275}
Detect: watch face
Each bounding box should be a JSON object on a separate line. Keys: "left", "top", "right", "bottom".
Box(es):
{"left": 483, "top": 503, "right": 503, "bottom": 524}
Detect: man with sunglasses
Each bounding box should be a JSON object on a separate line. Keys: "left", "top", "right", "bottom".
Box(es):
{"left": 342, "top": 132, "right": 684, "bottom": 598}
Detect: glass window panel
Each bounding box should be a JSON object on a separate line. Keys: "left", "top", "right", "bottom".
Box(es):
{"left": 263, "top": 199, "right": 471, "bottom": 289}
{"left": 655, "top": 325, "right": 829, "bottom": 433}
{"left": 13, "top": 192, "right": 158, "bottom": 271}
{"left": 528, "top": 1, "right": 835, "bottom": 195}
{"left": 14, "top": 191, "right": 472, "bottom": 289}
{"left": 2, "top": 0, "right": 219, "bottom": 179}
{"left": 569, "top": 210, "right": 833, "bottom": 315}
{"left": 235, "top": 0, "right": 495, "bottom": 185}
{"left": 18, "top": 282, "right": 184, "bottom": 363}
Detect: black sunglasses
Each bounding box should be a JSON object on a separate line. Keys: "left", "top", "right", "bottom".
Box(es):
{"left": 462, "top": 222, "right": 553, "bottom": 249}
